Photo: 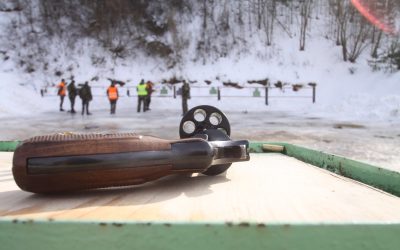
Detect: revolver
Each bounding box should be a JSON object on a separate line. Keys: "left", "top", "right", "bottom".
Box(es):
{"left": 12, "top": 105, "right": 250, "bottom": 193}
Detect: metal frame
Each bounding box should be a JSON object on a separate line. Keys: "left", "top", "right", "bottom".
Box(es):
{"left": 1, "top": 141, "right": 400, "bottom": 250}
{"left": 1, "top": 220, "right": 400, "bottom": 250}
{"left": 0, "top": 141, "right": 19, "bottom": 152}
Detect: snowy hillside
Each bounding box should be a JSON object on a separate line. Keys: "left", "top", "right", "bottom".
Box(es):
{"left": 0, "top": 0, "right": 399, "bottom": 121}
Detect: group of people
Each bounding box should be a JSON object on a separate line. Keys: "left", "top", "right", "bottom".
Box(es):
{"left": 57, "top": 79, "right": 92, "bottom": 115}
{"left": 56, "top": 78, "right": 155, "bottom": 115}
{"left": 136, "top": 79, "right": 154, "bottom": 113}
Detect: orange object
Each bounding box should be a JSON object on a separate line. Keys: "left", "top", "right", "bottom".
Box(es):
{"left": 351, "top": 0, "right": 396, "bottom": 35}
{"left": 57, "top": 82, "right": 66, "bottom": 96}
{"left": 107, "top": 86, "right": 118, "bottom": 100}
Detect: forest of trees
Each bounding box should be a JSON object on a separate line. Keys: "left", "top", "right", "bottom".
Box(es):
{"left": 1, "top": 0, "right": 399, "bottom": 72}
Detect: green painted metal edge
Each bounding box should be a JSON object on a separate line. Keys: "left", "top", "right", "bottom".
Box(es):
{"left": 0, "top": 220, "right": 400, "bottom": 250}
{"left": 0, "top": 141, "right": 19, "bottom": 152}
{"left": 250, "top": 142, "right": 400, "bottom": 197}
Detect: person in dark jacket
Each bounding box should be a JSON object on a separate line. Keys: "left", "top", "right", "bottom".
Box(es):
{"left": 79, "top": 81, "right": 93, "bottom": 115}
{"left": 145, "top": 80, "right": 154, "bottom": 111}
{"left": 181, "top": 80, "right": 190, "bottom": 115}
{"left": 67, "top": 80, "right": 77, "bottom": 113}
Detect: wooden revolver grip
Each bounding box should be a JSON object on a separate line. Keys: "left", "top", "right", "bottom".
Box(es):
{"left": 12, "top": 133, "right": 178, "bottom": 193}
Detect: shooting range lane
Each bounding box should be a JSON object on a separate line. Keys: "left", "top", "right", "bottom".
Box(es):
{"left": 1, "top": 152, "right": 400, "bottom": 223}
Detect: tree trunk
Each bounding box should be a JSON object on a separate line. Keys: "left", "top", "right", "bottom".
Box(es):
{"left": 299, "top": 0, "right": 312, "bottom": 51}
{"left": 371, "top": 29, "right": 383, "bottom": 59}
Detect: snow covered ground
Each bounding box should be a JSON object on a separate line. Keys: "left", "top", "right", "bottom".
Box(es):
{"left": 0, "top": 93, "right": 399, "bottom": 172}
{"left": 1, "top": 44, "right": 399, "bottom": 173}
{"left": 1, "top": 40, "right": 400, "bottom": 172}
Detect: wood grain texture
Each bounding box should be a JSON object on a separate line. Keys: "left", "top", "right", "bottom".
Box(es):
{"left": 2, "top": 152, "right": 400, "bottom": 223}
{"left": 12, "top": 134, "right": 173, "bottom": 193}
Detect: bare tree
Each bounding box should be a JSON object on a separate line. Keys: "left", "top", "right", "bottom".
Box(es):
{"left": 347, "top": 17, "right": 372, "bottom": 62}
{"left": 331, "top": 0, "right": 355, "bottom": 61}
{"left": 371, "top": 27, "right": 383, "bottom": 58}
{"left": 197, "top": 0, "right": 211, "bottom": 64}
{"left": 2, "top": 0, "right": 400, "bottom": 72}
{"left": 299, "top": 0, "right": 312, "bottom": 51}
{"left": 262, "top": 0, "right": 276, "bottom": 46}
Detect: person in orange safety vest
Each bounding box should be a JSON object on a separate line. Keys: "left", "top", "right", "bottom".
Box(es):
{"left": 107, "top": 81, "right": 119, "bottom": 114}
{"left": 57, "top": 79, "right": 67, "bottom": 111}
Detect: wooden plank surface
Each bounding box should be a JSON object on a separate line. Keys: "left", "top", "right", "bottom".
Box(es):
{"left": 1, "top": 152, "right": 400, "bottom": 223}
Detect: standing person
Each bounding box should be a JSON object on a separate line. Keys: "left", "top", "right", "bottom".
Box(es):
{"left": 107, "top": 81, "right": 119, "bottom": 114}
{"left": 136, "top": 79, "right": 148, "bottom": 112}
{"left": 79, "top": 81, "right": 93, "bottom": 115}
{"left": 57, "top": 79, "right": 66, "bottom": 111}
{"left": 145, "top": 80, "right": 154, "bottom": 111}
{"left": 181, "top": 80, "right": 191, "bottom": 115}
{"left": 67, "top": 80, "right": 77, "bottom": 113}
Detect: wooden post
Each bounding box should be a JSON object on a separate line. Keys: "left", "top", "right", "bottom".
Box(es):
{"left": 173, "top": 86, "right": 176, "bottom": 99}
{"left": 217, "top": 87, "right": 221, "bottom": 101}
{"left": 265, "top": 87, "right": 269, "bottom": 106}
{"left": 312, "top": 85, "right": 316, "bottom": 103}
